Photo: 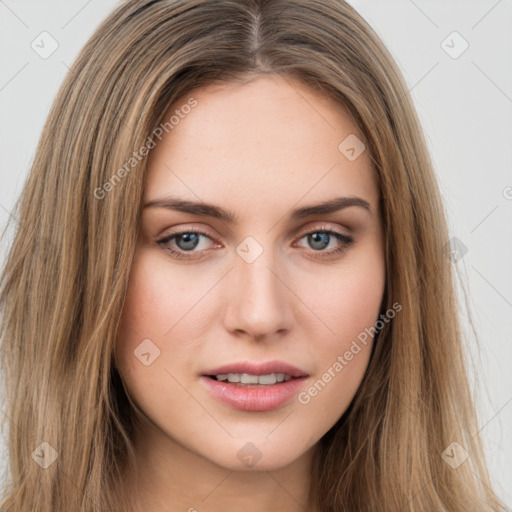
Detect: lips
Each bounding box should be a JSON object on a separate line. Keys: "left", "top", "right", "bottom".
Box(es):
{"left": 202, "top": 360, "right": 309, "bottom": 379}
{"left": 200, "top": 360, "right": 310, "bottom": 411}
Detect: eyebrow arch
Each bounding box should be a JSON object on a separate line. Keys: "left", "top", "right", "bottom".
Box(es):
{"left": 143, "top": 195, "right": 371, "bottom": 223}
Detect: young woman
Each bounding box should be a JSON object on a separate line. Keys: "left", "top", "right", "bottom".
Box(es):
{"left": 0, "top": 0, "right": 506, "bottom": 511}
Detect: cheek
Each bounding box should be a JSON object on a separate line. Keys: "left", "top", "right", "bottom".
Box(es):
{"left": 295, "top": 285, "right": 379, "bottom": 426}
{"left": 114, "top": 252, "right": 212, "bottom": 427}
{"left": 115, "top": 251, "right": 211, "bottom": 376}
{"left": 293, "top": 250, "right": 384, "bottom": 412}
{"left": 300, "top": 248, "right": 385, "bottom": 348}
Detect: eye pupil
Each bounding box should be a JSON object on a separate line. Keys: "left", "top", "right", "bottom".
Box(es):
{"left": 308, "top": 232, "right": 330, "bottom": 250}
{"left": 176, "top": 233, "right": 200, "bottom": 251}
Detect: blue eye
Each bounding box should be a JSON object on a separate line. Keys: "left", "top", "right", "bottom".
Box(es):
{"left": 297, "top": 229, "right": 354, "bottom": 257}
{"left": 157, "top": 231, "right": 215, "bottom": 259}
{"left": 156, "top": 227, "right": 354, "bottom": 260}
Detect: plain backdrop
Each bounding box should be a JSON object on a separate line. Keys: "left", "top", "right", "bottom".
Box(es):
{"left": 0, "top": 0, "right": 511, "bottom": 508}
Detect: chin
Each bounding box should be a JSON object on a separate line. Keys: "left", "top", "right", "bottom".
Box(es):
{"left": 200, "top": 436, "right": 314, "bottom": 472}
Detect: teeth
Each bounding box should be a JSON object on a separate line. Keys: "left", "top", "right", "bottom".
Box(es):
{"left": 240, "top": 373, "right": 259, "bottom": 384}
{"left": 257, "top": 374, "right": 276, "bottom": 385}
{"left": 214, "top": 373, "right": 293, "bottom": 385}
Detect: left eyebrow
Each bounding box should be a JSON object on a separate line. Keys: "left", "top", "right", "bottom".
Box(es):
{"left": 143, "top": 195, "right": 372, "bottom": 223}
{"left": 290, "top": 196, "right": 371, "bottom": 219}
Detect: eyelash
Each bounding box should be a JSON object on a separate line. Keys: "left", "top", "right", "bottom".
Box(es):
{"left": 156, "top": 225, "right": 354, "bottom": 261}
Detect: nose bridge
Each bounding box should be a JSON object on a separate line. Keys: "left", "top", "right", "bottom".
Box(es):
{"left": 223, "top": 236, "right": 292, "bottom": 338}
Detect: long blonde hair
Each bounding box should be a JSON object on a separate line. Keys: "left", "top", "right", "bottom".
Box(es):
{"left": 0, "top": 0, "right": 506, "bottom": 510}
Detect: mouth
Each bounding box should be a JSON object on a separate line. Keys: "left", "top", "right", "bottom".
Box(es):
{"left": 202, "top": 360, "right": 308, "bottom": 379}
{"left": 205, "top": 372, "right": 296, "bottom": 386}
{"left": 200, "top": 360, "right": 309, "bottom": 411}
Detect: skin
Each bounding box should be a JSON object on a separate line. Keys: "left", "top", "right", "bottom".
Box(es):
{"left": 116, "top": 74, "right": 385, "bottom": 512}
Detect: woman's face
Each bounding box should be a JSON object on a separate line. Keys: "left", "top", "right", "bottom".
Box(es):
{"left": 116, "top": 74, "right": 385, "bottom": 471}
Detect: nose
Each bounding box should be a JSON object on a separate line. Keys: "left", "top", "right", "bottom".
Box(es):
{"left": 222, "top": 247, "right": 294, "bottom": 341}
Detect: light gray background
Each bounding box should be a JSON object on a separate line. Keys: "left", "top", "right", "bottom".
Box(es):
{"left": 0, "top": 0, "right": 511, "bottom": 507}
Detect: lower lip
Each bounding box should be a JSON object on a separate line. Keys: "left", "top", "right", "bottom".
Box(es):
{"left": 200, "top": 375, "right": 307, "bottom": 411}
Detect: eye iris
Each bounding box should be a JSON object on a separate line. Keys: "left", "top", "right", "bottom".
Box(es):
{"left": 308, "top": 232, "right": 329, "bottom": 250}
{"left": 176, "top": 233, "right": 200, "bottom": 251}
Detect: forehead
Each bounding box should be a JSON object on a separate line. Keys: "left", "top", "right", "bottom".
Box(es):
{"left": 144, "top": 75, "right": 377, "bottom": 214}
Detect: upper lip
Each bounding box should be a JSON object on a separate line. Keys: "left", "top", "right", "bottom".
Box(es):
{"left": 202, "top": 360, "right": 309, "bottom": 378}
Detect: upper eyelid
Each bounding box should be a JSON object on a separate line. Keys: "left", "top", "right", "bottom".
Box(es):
{"left": 159, "top": 222, "right": 349, "bottom": 239}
